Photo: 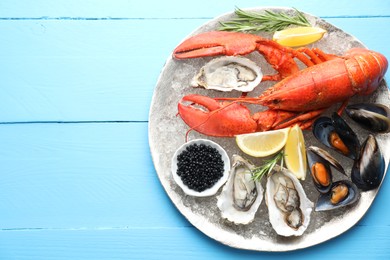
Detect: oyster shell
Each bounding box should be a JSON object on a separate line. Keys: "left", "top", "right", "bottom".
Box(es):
{"left": 191, "top": 56, "right": 263, "bottom": 92}
{"left": 217, "top": 155, "right": 264, "bottom": 225}
{"left": 266, "top": 166, "right": 313, "bottom": 236}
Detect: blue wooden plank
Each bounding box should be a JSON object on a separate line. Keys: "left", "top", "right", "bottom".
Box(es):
{"left": 0, "top": 0, "right": 389, "bottom": 18}
{"left": 0, "top": 225, "right": 389, "bottom": 259}
{"left": 0, "top": 1, "right": 388, "bottom": 259}
{"left": 0, "top": 122, "right": 388, "bottom": 235}
{"left": 0, "top": 123, "right": 188, "bottom": 229}
{"left": 0, "top": 18, "right": 389, "bottom": 122}
{"left": 358, "top": 173, "right": 390, "bottom": 226}
{"left": 0, "top": 19, "right": 204, "bottom": 122}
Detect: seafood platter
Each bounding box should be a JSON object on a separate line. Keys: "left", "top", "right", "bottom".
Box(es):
{"left": 148, "top": 7, "right": 390, "bottom": 251}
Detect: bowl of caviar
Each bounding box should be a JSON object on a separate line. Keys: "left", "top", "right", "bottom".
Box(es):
{"left": 171, "top": 139, "right": 231, "bottom": 197}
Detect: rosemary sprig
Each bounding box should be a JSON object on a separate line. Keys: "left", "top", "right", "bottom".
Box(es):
{"left": 219, "top": 8, "right": 311, "bottom": 33}
{"left": 251, "top": 150, "right": 285, "bottom": 181}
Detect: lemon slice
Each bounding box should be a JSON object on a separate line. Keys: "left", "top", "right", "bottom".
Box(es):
{"left": 273, "top": 26, "right": 327, "bottom": 47}
{"left": 236, "top": 128, "right": 290, "bottom": 157}
{"left": 284, "top": 124, "right": 307, "bottom": 180}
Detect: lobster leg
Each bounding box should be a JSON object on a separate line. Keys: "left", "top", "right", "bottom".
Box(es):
{"left": 335, "top": 99, "right": 349, "bottom": 116}
{"left": 297, "top": 48, "right": 324, "bottom": 64}
{"left": 272, "top": 108, "right": 327, "bottom": 130}
{"left": 257, "top": 98, "right": 351, "bottom": 131}
{"left": 293, "top": 99, "right": 349, "bottom": 130}
{"left": 312, "top": 48, "right": 339, "bottom": 61}
{"left": 252, "top": 110, "right": 298, "bottom": 131}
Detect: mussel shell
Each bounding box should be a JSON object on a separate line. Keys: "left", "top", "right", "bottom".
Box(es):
{"left": 346, "top": 103, "right": 390, "bottom": 133}
{"left": 315, "top": 180, "right": 360, "bottom": 212}
{"left": 307, "top": 146, "right": 346, "bottom": 194}
{"left": 312, "top": 116, "right": 335, "bottom": 148}
{"left": 351, "top": 134, "right": 385, "bottom": 191}
{"left": 307, "top": 148, "right": 333, "bottom": 194}
{"left": 308, "top": 146, "right": 346, "bottom": 175}
{"left": 331, "top": 113, "right": 360, "bottom": 159}
{"left": 312, "top": 114, "right": 359, "bottom": 159}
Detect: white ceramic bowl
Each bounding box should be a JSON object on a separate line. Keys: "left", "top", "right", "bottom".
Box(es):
{"left": 171, "top": 139, "right": 231, "bottom": 197}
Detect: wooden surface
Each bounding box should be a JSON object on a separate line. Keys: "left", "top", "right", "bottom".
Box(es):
{"left": 0, "top": 0, "right": 389, "bottom": 259}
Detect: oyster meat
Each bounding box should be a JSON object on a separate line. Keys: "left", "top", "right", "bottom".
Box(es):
{"left": 266, "top": 166, "right": 313, "bottom": 236}
{"left": 217, "top": 155, "right": 264, "bottom": 225}
{"left": 191, "top": 56, "right": 263, "bottom": 92}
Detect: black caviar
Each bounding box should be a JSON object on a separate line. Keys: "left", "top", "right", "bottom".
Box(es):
{"left": 176, "top": 143, "right": 224, "bottom": 192}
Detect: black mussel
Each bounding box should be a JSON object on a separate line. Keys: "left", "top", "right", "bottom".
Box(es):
{"left": 307, "top": 148, "right": 332, "bottom": 194}
{"left": 312, "top": 116, "right": 334, "bottom": 147}
{"left": 346, "top": 103, "right": 390, "bottom": 133}
{"left": 331, "top": 113, "right": 360, "bottom": 159}
{"left": 351, "top": 134, "right": 385, "bottom": 191}
{"left": 308, "top": 146, "right": 346, "bottom": 175}
{"left": 312, "top": 114, "right": 360, "bottom": 159}
{"left": 315, "top": 180, "right": 360, "bottom": 212}
{"left": 307, "top": 146, "right": 346, "bottom": 194}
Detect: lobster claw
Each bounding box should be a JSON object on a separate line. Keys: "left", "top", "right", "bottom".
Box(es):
{"left": 178, "top": 94, "right": 257, "bottom": 137}
{"left": 173, "top": 31, "right": 261, "bottom": 59}
{"left": 173, "top": 31, "right": 302, "bottom": 81}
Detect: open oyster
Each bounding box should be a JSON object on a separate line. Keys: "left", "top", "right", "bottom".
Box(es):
{"left": 191, "top": 56, "right": 263, "bottom": 92}
{"left": 266, "top": 166, "right": 313, "bottom": 236}
{"left": 217, "top": 155, "right": 264, "bottom": 225}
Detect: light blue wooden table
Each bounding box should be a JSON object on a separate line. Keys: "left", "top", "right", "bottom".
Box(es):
{"left": 0, "top": 0, "right": 389, "bottom": 259}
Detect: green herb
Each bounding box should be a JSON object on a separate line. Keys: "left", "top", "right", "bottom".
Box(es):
{"left": 218, "top": 7, "right": 311, "bottom": 33}
{"left": 251, "top": 150, "right": 285, "bottom": 181}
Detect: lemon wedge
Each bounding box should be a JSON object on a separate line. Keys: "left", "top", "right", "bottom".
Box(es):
{"left": 236, "top": 128, "right": 290, "bottom": 157}
{"left": 273, "top": 26, "right": 327, "bottom": 47}
{"left": 284, "top": 124, "right": 307, "bottom": 180}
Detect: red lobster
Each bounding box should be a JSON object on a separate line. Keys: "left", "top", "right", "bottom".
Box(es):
{"left": 174, "top": 31, "right": 388, "bottom": 137}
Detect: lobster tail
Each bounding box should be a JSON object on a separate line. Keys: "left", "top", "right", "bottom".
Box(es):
{"left": 345, "top": 48, "right": 388, "bottom": 95}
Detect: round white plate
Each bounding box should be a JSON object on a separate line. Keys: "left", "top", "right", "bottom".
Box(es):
{"left": 149, "top": 7, "right": 390, "bottom": 251}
